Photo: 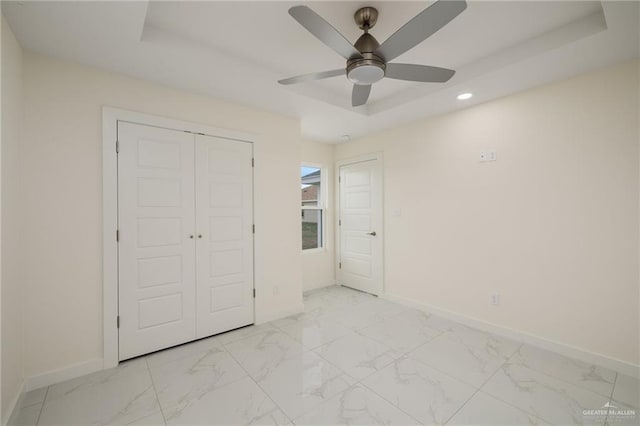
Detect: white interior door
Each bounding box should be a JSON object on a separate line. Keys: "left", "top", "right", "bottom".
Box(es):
{"left": 195, "top": 134, "right": 254, "bottom": 338}
{"left": 117, "top": 122, "right": 196, "bottom": 360}
{"left": 338, "top": 158, "right": 383, "bottom": 295}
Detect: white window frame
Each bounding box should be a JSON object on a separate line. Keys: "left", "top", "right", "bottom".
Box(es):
{"left": 301, "top": 163, "right": 326, "bottom": 253}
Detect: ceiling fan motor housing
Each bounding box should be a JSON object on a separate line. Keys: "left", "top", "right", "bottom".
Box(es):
{"left": 347, "top": 19, "right": 386, "bottom": 86}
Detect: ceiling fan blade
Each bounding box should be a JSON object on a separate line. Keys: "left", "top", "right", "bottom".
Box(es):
{"left": 352, "top": 84, "right": 371, "bottom": 107}
{"left": 375, "top": 0, "right": 467, "bottom": 62}
{"left": 289, "top": 6, "right": 363, "bottom": 60}
{"left": 278, "top": 69, "right": 345, "bottom": 85}
{"left": 385, "top": 63, "right": 455, "bottom": 83}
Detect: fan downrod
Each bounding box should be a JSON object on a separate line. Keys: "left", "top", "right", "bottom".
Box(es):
{"left": 354, "top": 7, "right": 378, "bottom": 31}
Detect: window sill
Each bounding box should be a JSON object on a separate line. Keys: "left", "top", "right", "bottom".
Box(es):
{"left": 302, "top": 248, "right": 326, "bottom": 255}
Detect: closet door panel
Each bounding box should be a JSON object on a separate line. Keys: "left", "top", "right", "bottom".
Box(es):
{"left": 118, "top": 122, "right": 196, "bottom": 360}
{"left": 195, "top": 135, "right": 254, "bottom": 338}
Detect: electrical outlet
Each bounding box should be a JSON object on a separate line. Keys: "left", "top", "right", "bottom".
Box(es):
{"left": 479, "top": 150, "right": 497, "bottom": 163}
{"left": 491, "top": 293, "right": 500, "bottom": 306}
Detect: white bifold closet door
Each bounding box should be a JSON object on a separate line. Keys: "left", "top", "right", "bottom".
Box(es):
{"left": 117, "top": 122, "right": 253, "bottom": 361}
{"left": 194, "top": 134, "right": 254, "bottom": 338}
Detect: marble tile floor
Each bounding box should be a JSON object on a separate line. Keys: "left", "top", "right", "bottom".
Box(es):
{"left": 12, "top": 285, "right": 639, "bottom": 426}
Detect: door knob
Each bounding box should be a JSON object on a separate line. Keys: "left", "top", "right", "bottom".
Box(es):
{"left": 189, "top": 235, "right": 194, "bottom": 239}
{"left": 198, "top": 234, "right": 203, "bottom": 239}
{"left": 367, "top": 231, "right": 377, "bottom": 236}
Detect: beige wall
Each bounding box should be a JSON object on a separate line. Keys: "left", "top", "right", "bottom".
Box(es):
{"left": 20, "top": 52, "right": 303, "bottom": 379}
{"left": 1, "top": 15, "right": 24, "bottom": 421}
{"left": 301, "top": 140, "right": 336, "bottom": 292}
{"left": 336, "top": 60, "right": 640, "bottom": 365}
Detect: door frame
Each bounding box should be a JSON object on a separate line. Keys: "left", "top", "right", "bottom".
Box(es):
{"left": 102, "top": 107, "right": 257, "bottom": 369}
{"left": 334, "top": 152, "right": 384, "bottom": 296}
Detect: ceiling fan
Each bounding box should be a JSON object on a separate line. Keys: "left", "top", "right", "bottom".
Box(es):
{"left": 278, "top": 0, "right": 467, "bottom": 107}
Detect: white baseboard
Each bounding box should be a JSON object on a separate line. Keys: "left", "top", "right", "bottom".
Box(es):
{"left": 3, "top": 380, "right": 26, "bottom": 426}
{"left": 256, "top": 304, "right": 305, "bottom": 324}
{"left": 381, "top": 292, "right": 640, "bottom": 378}
{"left": 304, "top": 281, "right": 337, "bottom": 295}
{"left": 24, "top": 358, "right": 104, "bottom": 392}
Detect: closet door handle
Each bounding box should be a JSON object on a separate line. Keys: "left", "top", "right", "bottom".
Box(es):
{"left": 198, "top": 234, "right": 203, "bottom": 239}
{"left": 189, "top": 235, "right": 194, "bottom": 239}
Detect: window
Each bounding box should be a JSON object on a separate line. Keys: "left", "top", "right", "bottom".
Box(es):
{"left": 301, "top": 166, "right": 324, "bottom": 250}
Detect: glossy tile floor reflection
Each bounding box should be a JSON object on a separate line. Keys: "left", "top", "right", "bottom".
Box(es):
{"left": 13, "top": 286, "right": 640, "bottom": 425}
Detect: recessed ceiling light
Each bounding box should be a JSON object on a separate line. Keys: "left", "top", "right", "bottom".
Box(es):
{"left": 457, "top": 93, "right": 473, "bottom": 100}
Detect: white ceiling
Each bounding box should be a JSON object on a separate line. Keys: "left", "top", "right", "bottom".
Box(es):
{"left": 3, "top": 1, "right": 639, "bottom": 142}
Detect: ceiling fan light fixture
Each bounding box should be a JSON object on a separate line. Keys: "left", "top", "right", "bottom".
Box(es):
{"left": 347, "top": 56, "right": 386, "bottom": 85}
{"left": 348, "top": 64, "right": 384, "bottom": 85}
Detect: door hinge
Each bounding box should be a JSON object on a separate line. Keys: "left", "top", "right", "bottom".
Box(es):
{"left": 252, "top": 224, "right": 255, "bottom": 234}
{"left": 338, "top": 176, "right": 341, "bottom": 183}
{"left": 253, "top": 288, "right": 256, "bottom": 298}
{"left": 115, "top": 140, "right": 120, "bottom": 154}
{"left": 339, "top": 219, "right": 341, "bottom": 226}
{"left": 339, "top": 262, "right": 342, "bottom": 269}
{"left": 116, "top": 229, "right": 120, "bottom": 242}
{"left": 117, "top": 316, "right": 120, "bottom": 328}
{"left": 251, "top": 158, "right": 255, "bottom": 167}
